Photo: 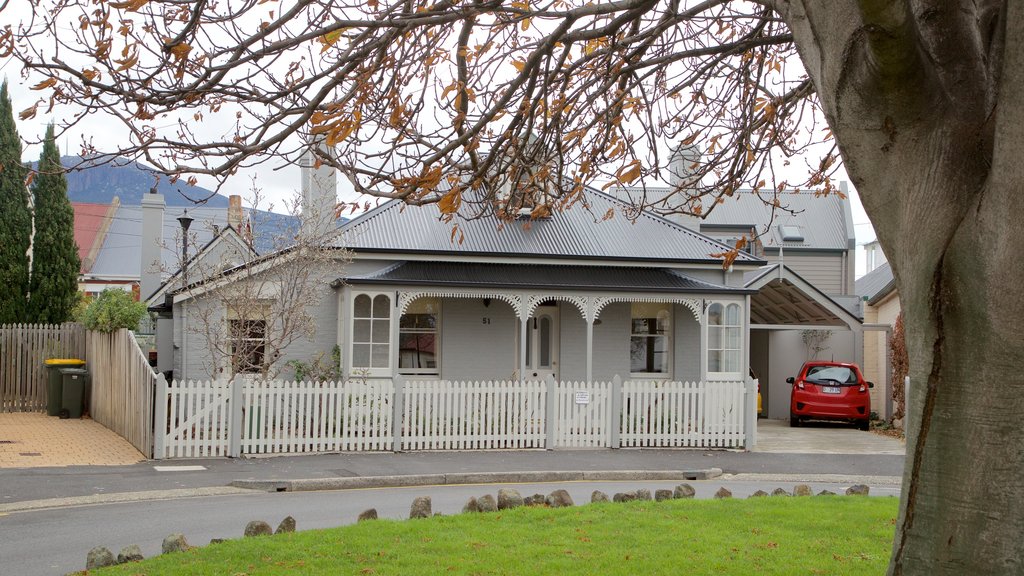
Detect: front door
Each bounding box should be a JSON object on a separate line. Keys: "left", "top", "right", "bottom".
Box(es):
{"left": 525, "top": 304, "right": 559, "bottom": 381}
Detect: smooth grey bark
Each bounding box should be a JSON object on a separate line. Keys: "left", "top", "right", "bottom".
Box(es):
{"left": 782, "top": 0, "right": 1023, "bottom": 573}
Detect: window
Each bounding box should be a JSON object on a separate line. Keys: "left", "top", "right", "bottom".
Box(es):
{"left": 399, "top": 298, "right": 440, "bottom": 374}
{"left": 228, "top": 305, "right": 268, "bottom": 375}
{"left": 630, "top": 302, "right": 671, "bottom": 376}
{"left": 352, "top": 293, "right": 391, "bottom": 372}
{"left": 707, "top": 302, "right": 742, "bottom": 374}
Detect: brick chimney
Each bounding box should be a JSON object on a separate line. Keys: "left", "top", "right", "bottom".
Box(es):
{"left": 228, "top": 194, "right": 243, "bottom": 231}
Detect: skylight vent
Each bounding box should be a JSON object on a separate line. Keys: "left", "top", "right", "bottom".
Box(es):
{"left": 779, "top": 224, "right": 804, "bottom": 242}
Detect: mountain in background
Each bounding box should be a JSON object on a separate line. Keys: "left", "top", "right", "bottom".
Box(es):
{"left": 53, "top": 155, "right": 231, "bottom": 207}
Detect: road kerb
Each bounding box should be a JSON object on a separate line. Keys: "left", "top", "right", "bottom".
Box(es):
{"left": 229, "top": 468, "right": 724, "bottom": 493}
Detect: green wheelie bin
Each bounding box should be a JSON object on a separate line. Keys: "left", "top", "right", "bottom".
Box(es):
{"left": 43, "top": 359, "right": 86, "bottom": 416}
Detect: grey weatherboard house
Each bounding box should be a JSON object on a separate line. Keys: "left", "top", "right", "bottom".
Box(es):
{"left": 153, "top": 158, "right": 867, "bottom": 426}
{"left": 164, "top": 185, "right": 766, "bottom": 389}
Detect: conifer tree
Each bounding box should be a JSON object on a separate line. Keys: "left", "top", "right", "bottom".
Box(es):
{"left": 0, "top": 81, "right": 31, "bottom": 323}
{"left": 27, "top": 125, "right": 80, "bottom": 324}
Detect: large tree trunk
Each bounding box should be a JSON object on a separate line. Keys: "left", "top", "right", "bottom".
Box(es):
{"left": 785, "top": 0, "right": 1024, "bottom": 573}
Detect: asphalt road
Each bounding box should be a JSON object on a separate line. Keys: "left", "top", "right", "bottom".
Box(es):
{"left": 2, "top": 479, "right": 901, "bottom": 576}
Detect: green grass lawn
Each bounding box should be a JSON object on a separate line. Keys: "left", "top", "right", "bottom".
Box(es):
{"left": 95, "top": 496, "right": 897, "bottom": 575}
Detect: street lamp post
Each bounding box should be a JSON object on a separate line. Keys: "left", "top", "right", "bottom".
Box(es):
{"left": 177, "top": 210, "right": 193, "bottom": 285}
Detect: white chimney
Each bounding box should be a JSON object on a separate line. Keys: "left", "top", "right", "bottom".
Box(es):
{"left": 299, "top": 146, "right": 337, "bottom": 241}
{"left": 140, "top": 187, "right": 165, "bottom": 301}
{"left": 664, "top": 143, "right": 702, "bottom": 231}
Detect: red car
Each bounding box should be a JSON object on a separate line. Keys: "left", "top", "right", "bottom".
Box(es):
{"left": 787, "top": 361, "right": 874, "bottom": 430}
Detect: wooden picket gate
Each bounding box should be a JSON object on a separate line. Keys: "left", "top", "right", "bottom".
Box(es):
{"left": 552, "top": 380, "right": 614, "bottom": 448}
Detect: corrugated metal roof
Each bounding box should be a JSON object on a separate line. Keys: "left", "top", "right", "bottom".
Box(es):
{"left": 90, "top": 205, "right": 228, "bottom": 278}
{"left": 334, "top": 188, "right": 762, "bottom": 265}
{"left": 345, "top": 261, "right": 750, "bottom": 293}
{"left": 855, "top": 262, "right": 895, "bottom": 303}
{"left": 615, "top": 187, "right": 852, "bottom": 251}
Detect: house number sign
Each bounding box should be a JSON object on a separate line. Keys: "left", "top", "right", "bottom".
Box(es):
{"left": 574, "top": 391, "right": 591, "bottom": 405}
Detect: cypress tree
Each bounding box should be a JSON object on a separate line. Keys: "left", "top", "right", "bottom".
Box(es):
{"left": 0, "top": 81, "right": 31, "bottom": 323}
{"left": 27, "top": 124, "right": 80, "bottom": 324}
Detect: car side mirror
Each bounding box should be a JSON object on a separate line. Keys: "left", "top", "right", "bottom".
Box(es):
{"left": 785, "top": 376, "right": 794, "bottom": 384}
{"left": 867, "top": 381, "right": 875, "bottom": 388}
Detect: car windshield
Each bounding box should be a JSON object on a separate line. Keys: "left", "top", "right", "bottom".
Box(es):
{"left": 805, "top": 366, "right": 857, "bottom": 384}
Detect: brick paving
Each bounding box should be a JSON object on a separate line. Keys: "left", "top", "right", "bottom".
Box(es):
{"left": 0, "top": 412, "right": 145, "bottom": 468}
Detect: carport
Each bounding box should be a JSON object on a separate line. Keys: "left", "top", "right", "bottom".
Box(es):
{"left": 744, "top": 264, "right": 864, "bottom": 420}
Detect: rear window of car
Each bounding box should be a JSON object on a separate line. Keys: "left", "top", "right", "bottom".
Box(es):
{"left": 805, "top": 366, "right": 857, "bottom": 384}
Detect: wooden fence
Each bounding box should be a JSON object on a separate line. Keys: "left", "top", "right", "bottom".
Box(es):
{"left": 0, "top": 323, "right": 86, "bottom": 412}
{"left": 402, "top": 380, "right": 546, "bottom": 450}
{"left": 154, "top": 376, "right": 757, "bottom": 459}
{"left": 86, "top": 329, "right": 157, "bottom": 458}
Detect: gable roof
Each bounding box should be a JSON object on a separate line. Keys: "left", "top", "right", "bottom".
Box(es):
{"left": 333, "top": 188, "right": 763, "bottom": 265}
{"left": 72, "top": 201, "right": 118, "bottom": 273}
{"left": 855, "top": 262, "right": 896, "bottom": 305}
{"left": 615, "top": 186, "right": 855, "bottom": 251}
{"left": 145, "top": 225, "right": 257, "bottom": 305}
{"left": 744, "top": 263, "right": 862, "bottom": 327}
{"left": 344, "top": 261, "right": 751, "bottom": 294}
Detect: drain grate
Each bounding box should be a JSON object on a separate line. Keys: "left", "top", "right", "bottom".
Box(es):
{"left": 19, "top": 452, "right": 41, "bottom": 457}
{"left": 0, "top": 440, "right": 16, "bottom": 444}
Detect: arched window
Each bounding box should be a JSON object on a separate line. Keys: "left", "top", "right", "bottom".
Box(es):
{"left": 707, "top": 302, "right": 742, "bottom": 375}
{"left": 352, "top": 293, "right": 391, "bottom": 373}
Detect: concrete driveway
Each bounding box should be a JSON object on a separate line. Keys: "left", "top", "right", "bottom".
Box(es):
{"left": 753, "top": 418, "right": 906, "bottom": 455}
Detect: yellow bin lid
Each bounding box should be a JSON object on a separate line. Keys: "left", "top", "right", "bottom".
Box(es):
{"left": 44, "top": 358, "right": 86, "bottom": 366}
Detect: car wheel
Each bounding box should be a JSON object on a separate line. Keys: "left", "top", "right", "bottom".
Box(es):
{"left": 857, "top": 419, "right": 870, "bottom": 431}
{"left": 790, "top": 415, "right": 800, "bottom": 428}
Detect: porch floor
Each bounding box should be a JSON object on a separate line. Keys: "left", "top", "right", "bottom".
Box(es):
{"left": 753, "top": 418, "right": 905, "bottom": 455}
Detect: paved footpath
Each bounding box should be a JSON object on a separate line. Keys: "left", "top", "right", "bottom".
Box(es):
{"left": 1, "top": 413, "right": 906, "bottom": 511}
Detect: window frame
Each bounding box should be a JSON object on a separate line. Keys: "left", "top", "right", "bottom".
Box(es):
{"left": 629, "top": 302, "right": 672, "bottom": 379}
{"left": 227, "top": 304, "right": 270, "bottom": 376}
{"left": 350, "top": 291, "right": 393, "bottom": 377}
{"left": 398, "top": 298, "right": 441, "bottom": 376}
{"left": 705, "top": 301, "right": 744, "bottom": 378}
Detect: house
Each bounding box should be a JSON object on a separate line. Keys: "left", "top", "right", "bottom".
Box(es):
{"left": 614, "top": 182, "right": 864, "bottom": 420}
{"left": 152, "top": 156, "right": 864, "bottom": 415}
{"left": 856, "top": 246, "right": 899, "bottom": 419}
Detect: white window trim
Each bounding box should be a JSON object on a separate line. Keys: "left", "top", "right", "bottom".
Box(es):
{"left": 630, "top": 303, "right": 672, "bottom": 379}
{"left": 705, "top": 300, "right": 744, "bottom": 380}
{"left": 349, "top": 291, "right": 393, "bottom": 378}
{"left": 398, "top": 299, "right": 441, "bottom": 376}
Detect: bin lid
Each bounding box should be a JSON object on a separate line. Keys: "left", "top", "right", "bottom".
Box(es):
{"left": 45, "top": 358, "right": 86, "bottom": 366}
{"left": 59, "top": 367, "right": 89, "bottom": 375}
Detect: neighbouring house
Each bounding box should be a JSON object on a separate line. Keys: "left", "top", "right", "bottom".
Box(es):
{"left": 151, "top": 155, "right": 864, "bottom": 417}
{"left": 614, "top": 181, "right": 864, "bottom": 420}
{"left": 856, "top": 247, "right": 899, "bottom": 419}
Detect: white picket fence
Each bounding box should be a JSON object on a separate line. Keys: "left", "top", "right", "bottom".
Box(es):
{"left": 154, "top": 377, "right": 756, "bottom": 459}
{"left": 402, "top": 380, "right": 546, "bottom": 450}
{"left": 620, "top": 380, "right": 745, "bottom": 448}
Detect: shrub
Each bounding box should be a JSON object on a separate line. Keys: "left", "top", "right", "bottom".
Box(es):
{"left": 76, "top": 288, "right": 148, "bottom": 333}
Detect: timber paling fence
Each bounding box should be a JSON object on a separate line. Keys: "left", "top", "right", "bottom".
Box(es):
{"left": 0, "top": 323, "right": 86, "bottom": 412}
{"left": 154, "top": 376, "right": 756, "bottom": 459}
{"left": 85, "top": 329, "right": 157, "bottom": 458}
